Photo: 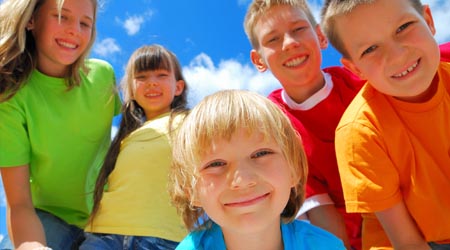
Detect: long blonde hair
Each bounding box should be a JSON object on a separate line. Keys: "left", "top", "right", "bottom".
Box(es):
{"left": 0, "top": 0, "right": 98, "bottom": 102}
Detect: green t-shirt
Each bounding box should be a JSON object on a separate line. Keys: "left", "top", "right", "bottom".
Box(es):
{"left": 0, "top": 59, "right": 121, "bottom": 228}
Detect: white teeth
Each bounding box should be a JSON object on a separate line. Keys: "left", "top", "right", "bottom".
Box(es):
{"left": 58, "top": 40, "right": 76, "bottom": 49}
{"left": 393, "top": 61, "right": 418, "bottom": 78}
{"left": 285, "top": 56, "right": 307, "bottom": 67}
{"left": 145, "top": 93, "right": 160, "bottom": 97}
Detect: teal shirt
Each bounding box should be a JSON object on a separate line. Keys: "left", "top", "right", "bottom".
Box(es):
{"left": 0, "top": 59, "right": 121, "bottom": 228}
{"left": 176, "top": 220, "right": 345, "bottom": 250}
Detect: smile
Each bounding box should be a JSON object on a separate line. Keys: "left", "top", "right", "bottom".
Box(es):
{"left": 284, "top": 56, "right": 307, "bottom": 68}
{"left": 56, "top": 40, "right": 77, "bottom": 49}
{"left": 225, "top": 193, "right": 270, "bottom": 207}
{"left": 392, "top": 60, "right": 419, "bottom": 78}
{"left": 145, "top": 93, "right": 161, "bottom": 97}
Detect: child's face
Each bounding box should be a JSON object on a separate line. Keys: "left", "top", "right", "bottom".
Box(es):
{"left": 28, "top": 0, "right": 94, "bottom": 77}
{"left": 133, "top": 69, "right": 184, "bottom": 120}
{"left": 339, "top": 0, "right": 440, "bottom": 102}
{"left": 250, "top": 5, "right": 327, "bottom": 94}
{"left": 194, "top": 129, "right": 294, "bottom": 236}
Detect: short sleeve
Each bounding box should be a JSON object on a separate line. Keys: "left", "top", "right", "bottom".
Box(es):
{"left": 335, "top": 121, "right": 402, "bottom": 212}
{"left": 0, "top": 99, "right": 30, "bottom": 166}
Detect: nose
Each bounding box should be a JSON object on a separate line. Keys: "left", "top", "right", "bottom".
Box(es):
{"left": 386, "top": 41, "right": 407, "bottom": 62}
{"left": 65, "top": 19, "right": 82, "bottom": 35}
{"left": 145, "top": 76, "right": 160, "bottom": 86}
{"left": 282, "top": 32, "right": 299, "bottom": 51}
{"left": 229, "top": 162, "right": 257, "bottom": 189}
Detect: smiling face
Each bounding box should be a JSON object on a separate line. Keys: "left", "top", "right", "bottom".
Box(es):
{"left": 338, "top": 0, "right": 440, "bottom": 102}
{"left": 29, "top": 0, "right": 94, "bottom": 77}
{"left": 250, "top": 4, "right": 328, "bottom": 102}
{"left": 194, "top": 129, "right": 294, "bottom": 237}
{"left": 133, "top": 69, "right": 184, "bottom": 120}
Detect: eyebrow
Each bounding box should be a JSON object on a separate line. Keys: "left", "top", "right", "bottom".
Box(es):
{"left": 60, "top": 7, "right": 94, "bottom": 22}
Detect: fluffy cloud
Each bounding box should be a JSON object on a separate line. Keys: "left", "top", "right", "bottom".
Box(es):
{"left": 123, "top": 16, "right": 145, "bottom": 36}
{"left": 183, "top": 53, "right": 281, "bottom": 107}
{"left": 93, "top": 38, "right": 121, "bottom": 57}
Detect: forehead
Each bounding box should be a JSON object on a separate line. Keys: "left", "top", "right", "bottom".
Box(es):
{"left": 335, "top": 0, "right": 420, "bottom": 53}
{"left": 254, "top": 5, "right": 311, "bottom": 35}
{"left": 40, "top": 0, "right": 94, "bottom": 17}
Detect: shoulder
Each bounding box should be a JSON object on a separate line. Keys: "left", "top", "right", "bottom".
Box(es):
{"left": 176, "top": 223, "right": 225, "bottom": 250}
{"left": 85, "top": 58, "right": 113, "bottom": 70}
{"left": 323, "top": 66, "right": 365, "bottom": 90}
{"left": 267, "top": 88, "right": 283, "bottom": 103}
{"left": 81, "top": 58, "right": 116, "bottom": 85}
{"left": 283, "top": 220, "right": 345, "bottom": 249}
{"left": 83, "top": 58, "right": 115, "bottom": 79}
{"left": 440, "top": 42, "right": 450, "bottom": 62}
{"left": 337, "top": 83, "right": 390, "bottom": 130}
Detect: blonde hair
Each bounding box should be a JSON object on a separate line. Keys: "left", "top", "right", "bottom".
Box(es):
{"left": 321, "top": 0, "right": 423, "bottom": 59}
{"left": 0, "top": 0, "right": 98, "bottom": 102}
{"left": 169, "top": 89, "right": 308, "bottom": 231}
{"left": 244, "top": 0, "right": 317, "bottom": 50}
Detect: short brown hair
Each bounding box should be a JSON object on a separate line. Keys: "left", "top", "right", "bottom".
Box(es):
{"left": 321, "top": 0, "right": 423, "bottom": 58}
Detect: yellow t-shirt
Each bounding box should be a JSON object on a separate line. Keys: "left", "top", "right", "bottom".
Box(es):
{"left": 335, "top": 62, "right": 450, "bottom": 248}
{"left": 85, "top": 112, "right": 187, "bottom": 242}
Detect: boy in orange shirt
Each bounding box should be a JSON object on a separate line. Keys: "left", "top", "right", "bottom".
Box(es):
{"left": 322, "top": 0, "right": 450, "bottom": 249}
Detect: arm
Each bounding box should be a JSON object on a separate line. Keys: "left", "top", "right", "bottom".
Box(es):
{"left": 1, "top": 165, "right": 47, "bottom": 249}
{"left": 375, "top": 201, "right": 430, "bottom": 250}
{"left": 307, "top": 204, "right": 352, "bottom": 250}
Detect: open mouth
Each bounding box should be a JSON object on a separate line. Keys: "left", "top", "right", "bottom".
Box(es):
{"left": 284, "top": 55, "right": 307, "bottom": 68}
{"left": 57, "top": 39, "right": 78, "bottom": 49}
{"left": 145, "top": 93, "right": 162, "bottom": 97}
{"left": 392, "top": 59, "right": 420, "bottom": 78}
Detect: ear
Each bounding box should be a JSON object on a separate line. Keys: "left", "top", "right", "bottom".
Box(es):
{"left": 26, "top": 16, "right": 35, "bottom": 31}
{"left": 341, "top": 57, "right": 366, "bottom": 80}
{"left": 315, "top": 25, "right": 328, "bottom": 50}
{"left": 422, "top": 5, "right": 436, "bottom": 35}
{"left": 174, "top": 80, "right": 185, "bottom": 96}
{"left": 250, "top": 49, "right": 268, "bottom": 72}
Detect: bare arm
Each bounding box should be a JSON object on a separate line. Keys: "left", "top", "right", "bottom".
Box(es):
{"left": 1, "top": 165, "right": 47, "bottom": 249}
{"left": 375, "top": 201, "right": 430, "bottom": 250}
{"left": 307, "top": 204, "right": 351, "bottom": 249}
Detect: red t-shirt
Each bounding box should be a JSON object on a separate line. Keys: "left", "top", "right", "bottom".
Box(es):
{"left": 268, "top": 66, "right": 365, "bottom": 250}
{"left": 441, "top": 42, "right": 450, "bottom": 62}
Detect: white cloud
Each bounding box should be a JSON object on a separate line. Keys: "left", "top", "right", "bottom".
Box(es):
{"left": 93, "top": 38, "right": 121, "bottom": 57}
{"left": 116, "top": 10, "right": 154, "bottom": 36}
{"left": 423, "top": 0, "right": 450, "bottom": 43}
{"left": 183, "top": 53, "right": 281, "bottom": 107}
{"left": 123, "top": 16, "right": 145, "bottom": 36}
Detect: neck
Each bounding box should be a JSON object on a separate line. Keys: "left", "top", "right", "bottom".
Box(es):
{"left": 222, "top": 221, "right": 284, "bottom": 250}
{"left": 283, "top": 71, "right": 325, "bottom": 104}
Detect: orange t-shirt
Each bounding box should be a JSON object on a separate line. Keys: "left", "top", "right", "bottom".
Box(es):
{"left": 336, "top": 62, "right": 450, "bottom": 248}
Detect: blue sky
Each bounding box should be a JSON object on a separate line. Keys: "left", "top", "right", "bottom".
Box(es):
{"left": 1, "top": 0, "right": 450, "bottom": 242}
